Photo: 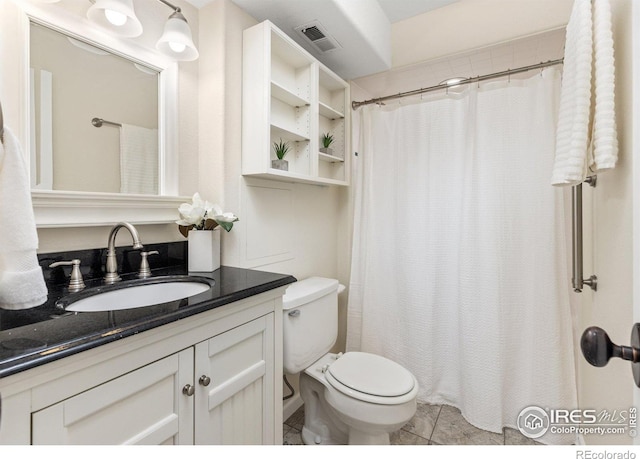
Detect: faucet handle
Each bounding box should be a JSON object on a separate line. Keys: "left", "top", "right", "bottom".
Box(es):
{"left": 49, "top": 259, "right": 86, "bottom": 292}
{"left": 138, "top": 251, "right": 159, "bottom": 279}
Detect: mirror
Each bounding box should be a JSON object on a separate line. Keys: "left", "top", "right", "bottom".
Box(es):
{"left": 0, "top": 0, "right": 185, "bottom": 227}
{"left": 30, "top": 22, "right": 160, "bottom": 195}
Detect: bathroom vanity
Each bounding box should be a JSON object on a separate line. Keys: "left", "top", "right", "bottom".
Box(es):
{"left": 0, "top": 252, "right": 295, "bottom": 445}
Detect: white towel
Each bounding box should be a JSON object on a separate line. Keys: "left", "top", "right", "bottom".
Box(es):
{"left": 120, "top": 124, "right": 158, "bottom": 195}
{"left": 0, "top": 127, "right": 47, "bottom": 310}
{"left": 589, "top": 0, "right": 618, "bottom": 171}
{"left": 551, "top": 0, "right": 618, "bottom": 186}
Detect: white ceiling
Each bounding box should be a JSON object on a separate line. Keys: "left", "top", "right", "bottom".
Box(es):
{"left": 186, "top": 0, "right": 565, "bottom": 84}
{"left": 376, "top": 0, "right": 458, "bottom": 23}
{"left": 186, "top": 0, "right": 457, "bottom": 23}
{"left": 186, "top": 0, "right": 459, "bottom": 80}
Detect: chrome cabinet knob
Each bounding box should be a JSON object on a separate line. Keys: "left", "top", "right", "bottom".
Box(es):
{"left": 182, "top": 384, "right": 195, "bottom": 396}
{"left": 199, "top": 375, "right": 211, "bottom": 386}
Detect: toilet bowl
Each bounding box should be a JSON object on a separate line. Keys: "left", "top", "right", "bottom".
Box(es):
{"left": 283, "top": 277, "right": 418, "bottom": 445}
{"left": 300, "top": 352, "right": 418, "bottom": 444}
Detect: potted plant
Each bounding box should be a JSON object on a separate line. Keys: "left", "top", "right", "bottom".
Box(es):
{"left": 272, "top": 138, "right": 290, "bottom": 171}
{"left": 176, "top": 193, "right": 239, "bottom": 272}
{"left": 320, "top": 132, "right": 334, "bottom": 156}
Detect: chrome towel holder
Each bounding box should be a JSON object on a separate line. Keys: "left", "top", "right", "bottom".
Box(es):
{"left": 91, "top": 117, "right": 122, "bottom": 128}
{"left": 572, "top": 175, "right": 598, "bottom": 292}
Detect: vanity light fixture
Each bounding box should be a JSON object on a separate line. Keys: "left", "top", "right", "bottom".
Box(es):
{"left": 87, "top": 0, "right": 199, "bottom": 61}
{"left": 87, "top": 0, "right": 143, "bottom": 38}
{"left": 156, "top": 0, "right": 199, "bottom": 61}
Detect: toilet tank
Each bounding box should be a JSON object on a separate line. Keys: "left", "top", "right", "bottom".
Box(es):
{"left": 282, "top": 277, "right": 339, "bottom": 374}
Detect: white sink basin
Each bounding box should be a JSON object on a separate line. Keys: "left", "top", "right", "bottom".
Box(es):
{"left": 61, "top": 279, "right": 211, "bottom": 313}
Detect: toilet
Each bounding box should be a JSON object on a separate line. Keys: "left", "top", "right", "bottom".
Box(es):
{"left": 283, "top": 277, "right": 418, "bottom": 445}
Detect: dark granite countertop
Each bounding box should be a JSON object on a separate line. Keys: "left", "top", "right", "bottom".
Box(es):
{"left": 0, "top": 260, "right": 296, "bottom": 379}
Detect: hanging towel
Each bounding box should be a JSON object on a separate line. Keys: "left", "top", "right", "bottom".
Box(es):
{"left": 120, "top": 124, "right": 158, "bottom": 195}
{"left": 551, "top": 0, "right": 617, "bottom": 186}
{"left": 0, "top": 127, "right": 47, "bottom": 310}
{"left": 589, "top": 0, "right": 618, "bottom": 171}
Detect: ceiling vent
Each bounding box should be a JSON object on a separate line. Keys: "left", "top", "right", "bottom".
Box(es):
{"left": 294, "top": 21, "right": 342, "bottom": 54}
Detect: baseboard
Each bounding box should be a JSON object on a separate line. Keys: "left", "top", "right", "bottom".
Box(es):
{"left": 283, "top": 393, "right": 303, "bottom": 421}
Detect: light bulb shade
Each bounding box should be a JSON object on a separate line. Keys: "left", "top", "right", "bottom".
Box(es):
{"left": 156, "top": 12, "right": 199, "bottom": 61}
{"left": 87, "top": 0, "right": 143, "bottom": 38}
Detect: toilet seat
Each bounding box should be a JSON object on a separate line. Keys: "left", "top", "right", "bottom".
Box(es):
{"left": 325, "top": 352, "right": 417, "bottom": 405}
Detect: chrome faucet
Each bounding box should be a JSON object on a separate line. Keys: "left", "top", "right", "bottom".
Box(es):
{"left": 104, "top": 222, "right": 144, "bottom": 283}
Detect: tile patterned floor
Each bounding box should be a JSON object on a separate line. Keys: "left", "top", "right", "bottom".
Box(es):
{"left": 283, "top": 402, "right": 542, "bottom": 445}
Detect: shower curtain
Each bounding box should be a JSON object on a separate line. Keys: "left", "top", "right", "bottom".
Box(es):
{"left": 347, "top": 68, "right": 578, "bottom": 444}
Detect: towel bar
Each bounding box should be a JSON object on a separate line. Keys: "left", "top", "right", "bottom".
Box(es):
{"left": 572, "top": 176, "right": 597, "bottom": 292}
{"left": 91, "top": 117, "right": 122, "bottom": 128}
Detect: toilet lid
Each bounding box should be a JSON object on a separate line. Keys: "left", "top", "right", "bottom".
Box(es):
{"left": 327, "top": 352, "right": 415, "bottom": 398}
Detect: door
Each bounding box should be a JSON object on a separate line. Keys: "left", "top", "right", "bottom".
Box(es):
{"left": 194, "top": 313, "right": 274, "bottom": 444}
{"left": 32, "top": 348, "right": 194, "bottom": 445}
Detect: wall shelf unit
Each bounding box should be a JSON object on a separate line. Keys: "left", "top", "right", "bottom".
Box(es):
{"left": 318, "top": 152, "right": 344, "bottom": 163}
{"left": 242, "top": 20, "right": 350, "bottom": 187}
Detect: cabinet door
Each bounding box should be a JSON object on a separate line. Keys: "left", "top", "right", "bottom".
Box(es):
{"left": 195, "top": 313, "right": 274, "bottom": 444}
{"left": 32, "top": 348, "right": 194, "bottom": 445}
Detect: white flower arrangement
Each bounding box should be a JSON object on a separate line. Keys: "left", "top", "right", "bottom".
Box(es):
{"left": 176, "top": 193, "right": 239, "bottom": 238}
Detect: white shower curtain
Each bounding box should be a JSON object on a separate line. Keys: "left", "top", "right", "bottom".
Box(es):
{"left": 347, "top": 68, "right": 578, "bottom": 444}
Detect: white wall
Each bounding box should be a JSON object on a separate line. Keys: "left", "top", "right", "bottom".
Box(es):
{"left": 392, "top": 0, "right": 573, "bottom": 68}
{"left": 197, "top": 0, "right": 344, "bottom": 281}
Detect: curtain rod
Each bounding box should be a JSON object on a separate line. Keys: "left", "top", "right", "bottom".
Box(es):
{"left": 351, "top": 58, "right": 564, "bottom": 110}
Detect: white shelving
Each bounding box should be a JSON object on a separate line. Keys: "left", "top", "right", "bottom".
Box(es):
{"left": 242, "top": 20, "right": 349, "bottom": 186}
{"left": 318, "top": 152, "right": 344, "bottom": 163}
{"left": 271, "top": 81, "right": 309, "bottom": 107}
{"left": 319, "top": 102, "right": 344, "bottom": 120}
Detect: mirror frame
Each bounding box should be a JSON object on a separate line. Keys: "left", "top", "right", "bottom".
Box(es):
{"left": 4, "top": 1, "right": 187, "bottom": 228}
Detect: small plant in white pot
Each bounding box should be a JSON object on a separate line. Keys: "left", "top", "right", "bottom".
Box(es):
{"left": 320, "top": 133, "right": 334, "bottom": 156}
{"left": 272, "top": 138, "right": 290, "bottom": 171}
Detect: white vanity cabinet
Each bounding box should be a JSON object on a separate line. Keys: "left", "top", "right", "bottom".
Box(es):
{"left": 0, "top": 289, "right": 284, "bottom": 445}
